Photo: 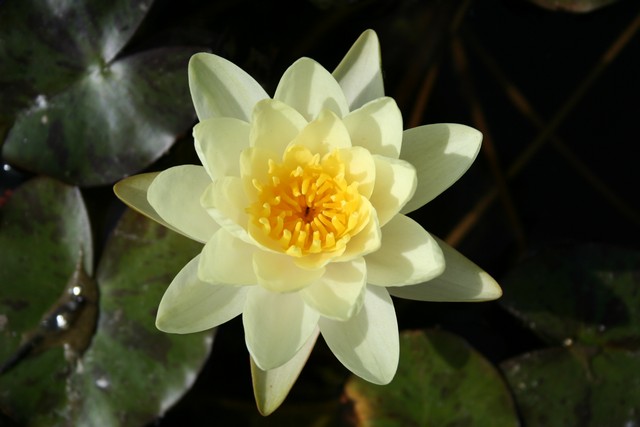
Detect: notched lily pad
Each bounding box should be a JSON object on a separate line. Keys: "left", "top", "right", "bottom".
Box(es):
{"left": 500, "top": 244, "right": 640, "bottom": 348}
{"left": 0, "top": 0, "right": 201, "bottom": 186}
{"left": 343, "top": 329, "right": 518, "bottom": 427}
{"left": 502, "top": 346, "right": 640, "bottom": 427}
{"left": 0, "top": 178, "right": 213, "bottom": 426}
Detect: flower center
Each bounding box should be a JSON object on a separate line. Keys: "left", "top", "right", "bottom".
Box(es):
{"left": 248, "top": 145, "right": 365, "bottom": 257}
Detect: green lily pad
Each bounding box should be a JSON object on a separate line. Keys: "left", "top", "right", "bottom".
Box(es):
{"left": 502, "top": 346, "right": 640, "bottom": 426}
{"left": 500, "top": 244, "right": 640, "bottom": 348}
{"left": 0, "top": 178, "right": 213, "bottom": 426}
{"left": 526, "top": 0, "right": 619, "bottom": 13}
{"left": 343, "top": 329, "right": 518, "bottom": 427}
{"left": 0, "top": 0, "right": 200, "bottom": 186}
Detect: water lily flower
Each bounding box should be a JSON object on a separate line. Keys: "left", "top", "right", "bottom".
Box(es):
{"left": 114, "top": 29, "right": 502, "bottom": 415}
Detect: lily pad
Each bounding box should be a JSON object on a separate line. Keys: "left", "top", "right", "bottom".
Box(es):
{"left": 343, "top": 329, "right": 518, "bottom": 426}
{"left": 500, "top": 244, "right": 640, "bottom": 348}
{"left": 0, "top": 0, "right": 200, "bottom": 186}
{"left": 0, "top": 178, "right": 213, "bottom": 426}
{"left": 502, "top": 346, "right": 640, "bottom": 426}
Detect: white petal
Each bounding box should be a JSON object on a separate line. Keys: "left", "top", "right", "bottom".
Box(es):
{"left": 274, "top": 57, "right": 349, "bottom": 121}
{"left": 343, "top": 97, "right": 402, "bottom": 158}
{"left": 366, "top": 214, "right": 444, "bottom": 287}
{"left": 147, "top": 165, "right": 218, "bottom": 243}
{"left": 400, "top": 124, "right": 482, "bottom": 214}
{"left": 290, "top": 109, "right": 351, "bottom": 155}
{"left": 319, "top": 285, "right": 398, "bottom": 384}
{"left": 194, "top": 117, "right": 250, "bottom": 180}
{"left": 251, "top": 329, "right": 319, "bottom": 416}
{"left": 333, "top": 29, "right": 384, "bottom": 110}
{"left": 388, "top": 237, "right": 502, "bottom": 301}
{"left": 199, "top": 229, "right": 258, "bottom": 285}
{"left": 244, "top": 286, "right": 320, "bottom": 370}
{"left": 200, "top": 176, "right": 251, "bottom": 241}
{"left": 156, "top": 255, "right": 248, "bottom": 333}
{"left": 114, "top": 172, "right": 178, "bottom": 233}
{"left": 253, "top": 249, "right": 326, "bottom": 293}
{"left": 188, "top": 53, "right": 268, "bottom": 121}
{"left": 301, "top": 258, "right": 367, "bottom": 321}
{"left": 369, "top": 156, "right": 417, "bottom": 227}
{"left": 250, "top": 99, "right": 307, "bottom": 157}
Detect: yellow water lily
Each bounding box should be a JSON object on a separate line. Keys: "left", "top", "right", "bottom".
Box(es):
{"left": 114, "top": 29, "right": 501, "bottom": 415}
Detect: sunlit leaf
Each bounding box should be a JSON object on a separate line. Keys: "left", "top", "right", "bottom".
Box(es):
{"left": 343, "top": 330, "right": 518, "bottom": 426}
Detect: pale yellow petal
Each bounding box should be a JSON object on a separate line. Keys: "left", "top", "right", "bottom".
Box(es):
{"left": 333, "top": 29, "right": 384, "bottom": 110}
{"left": 365, "top": 214, "right": 444, "bottom": 287}
{"left": 252, "top": 249, "right": 326, "bottom": 293}
{"left": 301, "top": 258, "right": 367, "bottom": 321}
{"left": 289, "top": 109, "right": 351, "bottom": 156}
{"left": 250, "top": 99, "right": 307, "bottom": 157}
{"left": 156, "top": 255, "right": 248, "bottom": 333}
{"left": 189, "top": 53, "right": 268, "bottom": 121}
{"left": 251, "top": 329, "right": 319, "bottom": 415}
{"left": 388, "top": 236, "right": 502, "bottom": 301}
{"left": 200, "top": 177, "right": 251, "bottom": 241}
{"left": 318, "top": 285, "right": 398, "bottom": 384}
{"left": 369, "top": 155, "right": 417, "bottom": 227}
{"left": 274, "top": 57, "right": 349, "bottom": 121}
{"left": 194, "top": 117, "right": 250, "bottom": 180}
{"left": 340, "top": 146, "right": 375, "bottom": 198}
{"left": 343, "top": 97, "right": 402, "bottom": 158}
{"left": 114, "top": 172, "right": 176, "bottom": 232}
{"left": 244, "top": 286, "right": 320, "bottom": 370}
{"left": 400, "top": 124, "right": 482, "bottom": 214}
{"left": 198, "top": 229, "right": 258, "bottom": 285}
{"left": 334, "top": 207, "right": 381, "bottom": 262}
{"left": 147, "top": 165, "right": 218, "bottom": 243}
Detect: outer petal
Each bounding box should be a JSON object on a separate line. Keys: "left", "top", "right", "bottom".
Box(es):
{"left": 200, "top": 176, "right": 251, "bottom": 241}
{"left": 147, "top": 165, "right": 219, "bottom": 243}
{"left": 333, "top": 29, "right": 384, "bottom": 110}
{"left": 251, "top": 328, "right": 319, "bottom": 416}
{"left": 250, "top": 99, "right": 308, "bottom": 157}
{"left": 114, "top": 172, "right": 177, "bottom": 233}
{"left": 343, "top": 97, "right": 402, "bottom": 159}
{"left": 369, "top": 156, "right": 417, "bottom": 227}
{"left": 244, "top": 286, "right": 320, "bottom": 370}
{"left": 366, "top": 214, "right": 444, "bottom": 287}
{"left": 199, "top": 229, "right": 258, "bottom": 285}
{"left": 274, "top": 57, "right": 349, "bottom": 121}
{"left": 253, "top": 250, "right": 326, "bottom": 293}
{"left": 388, "top": 237, "right": 502, "bottom": 301}
{"left": 194, "top": 117, "right": 250, "bottom": 180}
{"left": 301, "top": 258, "right": 367, "bottom": 321}
{"left": 319, "top": 285, "right": 398, "bottom": 384}
{"left": 156, "top": 255, "right": 248, "bottom": 333}
{"left": 188, "top": 53, "right": 268, "bottom": 121}
{"left": 290, "top": 109, "right": 352, "bottom": 155}
{"left": 400, "top": 124, "right": 482, "bottom": 214}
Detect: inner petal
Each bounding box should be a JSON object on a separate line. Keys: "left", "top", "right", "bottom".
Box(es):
{"left": 246, "top": 144, "right": 370, "bottom": 261}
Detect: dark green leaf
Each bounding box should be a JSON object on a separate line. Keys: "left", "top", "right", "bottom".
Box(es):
{"left": 0, "top": 0, "right": 201, "bottom": 186}
{"left": 0, "top": 180, "right": 213, "bottom": 426}
{"left": 500, "top": 244, "right": 640, "bottom": 348}
{"left": 502, "top": 346, "right": 640, "bottom": 427}
{"left": 343, "top": 329, "right": 518, "bottom": 427}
